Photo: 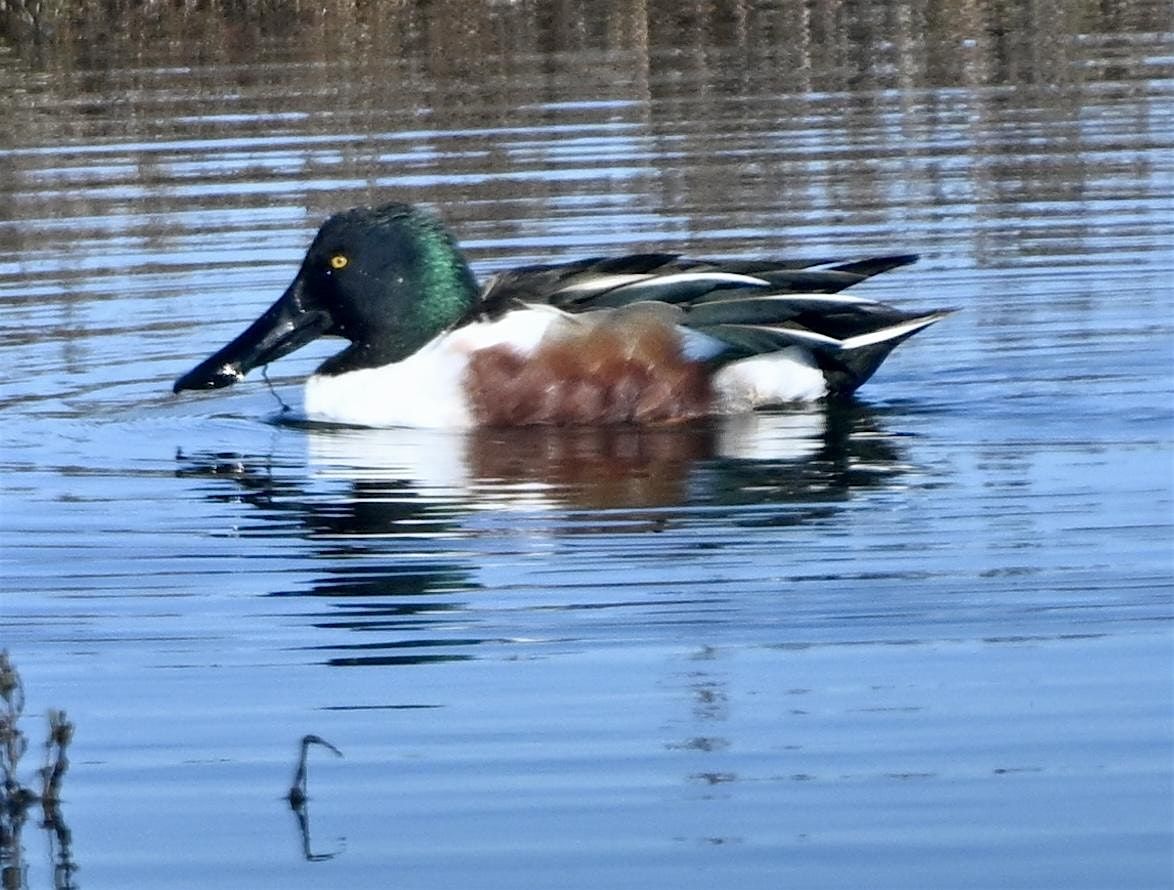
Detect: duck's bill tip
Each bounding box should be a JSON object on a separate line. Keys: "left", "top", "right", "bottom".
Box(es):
{"left": 171, "top": 275, "right": 332, "bottom": 397}
{"left": 172, "top": 362, "right": 245, "bottom": 393}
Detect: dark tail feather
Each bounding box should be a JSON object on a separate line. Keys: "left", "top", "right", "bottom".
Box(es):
{"left": 817, "top": 309, "right": 955, "bottom": 396}
{"left": 828, "top": 254, "right": 919, "bottom": 278}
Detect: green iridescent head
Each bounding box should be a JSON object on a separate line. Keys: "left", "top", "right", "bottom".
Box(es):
{"left": 173, "top": 203, "right": 480, "bottom": 392}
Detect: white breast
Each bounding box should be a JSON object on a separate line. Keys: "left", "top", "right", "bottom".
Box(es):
{"left": 303, "top": 309, "right": 561, "bottom": 428}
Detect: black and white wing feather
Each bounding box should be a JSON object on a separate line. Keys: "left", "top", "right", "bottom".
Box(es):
{"left": 476, "top": 253, "right": 953, "bottom": 395}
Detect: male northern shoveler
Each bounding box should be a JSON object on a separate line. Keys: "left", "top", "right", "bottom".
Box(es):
{"left": 173, "top": 203, "right": 953, "bottom": 427}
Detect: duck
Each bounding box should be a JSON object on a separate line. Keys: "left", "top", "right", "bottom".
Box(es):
{"left": 173, "top": 202, "right": 954, "bottom": 428}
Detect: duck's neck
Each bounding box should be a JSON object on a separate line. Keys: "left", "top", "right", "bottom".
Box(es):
{"left": 318, "top": 288, "right": 474, "bottom": 376}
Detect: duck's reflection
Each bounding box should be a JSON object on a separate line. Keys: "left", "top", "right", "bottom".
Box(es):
{"left": 179, "top": 403, "right": 904, "bottom": 527}
{"left": 176, "top": 404, "right": 908, "bottom": 664}
{"left": 299, "top": 403, "right": 905, "bottom": 512}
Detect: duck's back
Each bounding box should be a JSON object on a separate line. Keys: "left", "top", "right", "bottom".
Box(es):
{"left": 473, "top": 252, "right": 953, "bottom": 400}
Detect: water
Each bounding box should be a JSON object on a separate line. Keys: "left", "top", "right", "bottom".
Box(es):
{"left": 2, "top": 3, "right": 1172, "bottom": 888}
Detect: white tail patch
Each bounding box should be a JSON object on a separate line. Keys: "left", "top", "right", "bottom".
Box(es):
{"left": 711, "top": 347, "right": 827, "bottom": 410}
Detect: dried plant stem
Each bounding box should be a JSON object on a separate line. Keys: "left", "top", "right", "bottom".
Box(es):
{"left": 41, "top": 709, "right": 73, "bottom": 806}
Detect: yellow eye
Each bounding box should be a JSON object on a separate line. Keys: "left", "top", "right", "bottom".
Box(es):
{"left": 329, "top": 254, "right": 348, "bottom": 270}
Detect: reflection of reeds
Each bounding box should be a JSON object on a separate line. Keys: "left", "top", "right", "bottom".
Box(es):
{"left": 0, "top": 652, "right": 73, "bottom": 806}
{"left": 3, "top": 0, "right": 1166, "bottom": 79}
{"left": 0, "top": 651, "right": 77, "bottom": 890}
{"left": 2, "top": 0, "right": 1164, "bottom": 277}
{"left": 40, "top": 709, "right": 72, "bottom": 806}
{"left": 1, "top": 650, "right": 32, "bottom": 808}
